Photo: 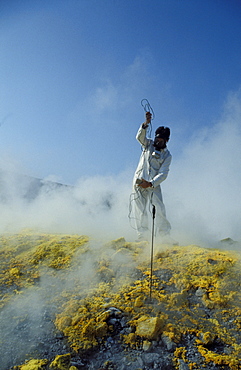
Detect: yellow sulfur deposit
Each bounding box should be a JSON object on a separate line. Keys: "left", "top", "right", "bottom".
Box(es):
{"left": 0, "top": 231, "right": 89, "bottom": 308}
{"left": 15, "top": 359, "right": 48, "bottom": 370}
{"left": 49, "top": 354, "right": 71, "bottom": 370}
{"left": 1, "top": 232, "right": 241, "bottom": 369}
{"left": 13, "top": 355, "right": 78, "bottom": 370}
{"left": 134, "top": 315, "right": 163, "bottom": 339}
{"left": 53, "top": 240, "right": 241, "bottom": 368}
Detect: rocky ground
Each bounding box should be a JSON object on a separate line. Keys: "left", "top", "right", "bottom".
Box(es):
{"left": 0, "top": 232, "right": 241, "bottom": 370}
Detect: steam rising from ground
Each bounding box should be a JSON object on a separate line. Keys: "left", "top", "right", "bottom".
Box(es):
{"left": 167, "top": 88, "right": 241, "bottom": 246}
{"left": 0, "top": 89, "right": 241, "bottom": 246}
{"left": 0, "top": 171, "right": 134, "bottom": 239}
{"left": 0, "top": 237, "right": 139, "bottom": 369}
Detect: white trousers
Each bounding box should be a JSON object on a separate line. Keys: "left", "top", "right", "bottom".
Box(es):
{"left": 133, "top": 186, "right": 171, "bottom": 238}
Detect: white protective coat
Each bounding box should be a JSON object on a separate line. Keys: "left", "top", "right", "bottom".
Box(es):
{"left": 132, "top": 124, "right": 172, "bottom": 238}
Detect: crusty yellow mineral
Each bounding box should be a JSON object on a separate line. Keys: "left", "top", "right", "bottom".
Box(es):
{"left": 2, "top": 232, "right": 241, "bottom": 369}
{"left": 135, "top": 315, "right": 163, "bottom": 339}
{"left": 142, "top": 340, "right": 152, "bottom": 351}
{"left": 9, "top": 267, "right": 21, "bottom": 277}
{"left": 134, "top": 295, "right": 144, "bottom": 307}
{"left": 18, "top": 359, "right": 48, "bottom": 370}
{"left": 50, "top": 353, "right": 71, "bottom": 370}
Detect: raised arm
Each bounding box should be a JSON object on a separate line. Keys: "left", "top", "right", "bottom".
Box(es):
{"left": 136, "top": 111, "right": 152, "bottom": 148}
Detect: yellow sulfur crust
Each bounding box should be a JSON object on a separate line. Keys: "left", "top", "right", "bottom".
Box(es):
{"left": 1, "top": 232, "right": 241, "bottom": 369}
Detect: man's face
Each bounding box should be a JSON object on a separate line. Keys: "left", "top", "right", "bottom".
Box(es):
{"left": 154, "top": 137, "right": 167, "bottom": 150}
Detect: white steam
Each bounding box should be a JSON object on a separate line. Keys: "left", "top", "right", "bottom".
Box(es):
{"left": 0, "top": 169, "right": 135, "bottom": 240}
{"left": 166, "top": 88, "right": 241, "bottom": 246}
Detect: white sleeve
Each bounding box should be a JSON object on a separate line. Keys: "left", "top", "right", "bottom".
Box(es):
{"left": 136, "top": 125, "right": 151, "bottom": 148}
{"left": 152, "top": 154, "right": 172, "bottom": 187}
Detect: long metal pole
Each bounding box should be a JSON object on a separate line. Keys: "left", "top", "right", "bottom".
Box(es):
{"left": 149, "top": 205, "right": 156, "bottom": 301}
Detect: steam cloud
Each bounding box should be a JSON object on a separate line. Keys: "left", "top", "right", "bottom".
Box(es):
{"left": 167, "top": 88, "right": 241, "bottom": 246}
{"left": 0, "top": 88, "right": 241, "bottom": 247}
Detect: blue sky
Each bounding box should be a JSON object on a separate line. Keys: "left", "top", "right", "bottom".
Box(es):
{"left": 1, "top": 0, "right": 241, "bottom": 184}
{"left": 1, "top": 0, "right": 241, "bottom": 243}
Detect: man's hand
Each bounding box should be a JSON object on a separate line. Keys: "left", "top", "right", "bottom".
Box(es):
{"left": 145, "top": 111, "right": 152, "bottom": 124}
{"left": 142, "top": 111, "right": 152, "bottom": 129}
{"left": 138, "top": 178, "right": 152, "bottom": 189}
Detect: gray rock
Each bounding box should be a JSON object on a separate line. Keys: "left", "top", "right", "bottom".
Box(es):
{"left": 137, "top": 356, "right": 144, "bottom": 367}
{"left": 161, "top": 334, "right": 176, "bottom": 351}
{"left": 178, "top": 359, "right": 189, "bottom": 370}
{"left": 142, "top": 340, "right": 152, "bottom": 351}
{"left": 109, "top": 318, "right": 118, "bottom": 325}
{"left": 142, "top": 352, "right": 161, "bottom": 365}
{"left": 119, "top": 365, "right": 126, "bottom": 370}
{"left": 120, "top": 317, "right": 127, "bottom": 327}
{"left": 195, "top": 287, "right": 206, "bottom": 297}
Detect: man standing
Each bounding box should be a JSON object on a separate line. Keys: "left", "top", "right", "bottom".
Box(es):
{"left": 132, "top": 111, "right": 172, "bottom": 241}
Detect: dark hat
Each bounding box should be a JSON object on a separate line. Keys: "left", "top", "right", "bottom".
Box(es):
{"left": 155, "top": 126, "right": 170, "bottom": 141}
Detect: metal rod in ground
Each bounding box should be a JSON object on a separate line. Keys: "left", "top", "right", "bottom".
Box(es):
{"left": 149, "top": 205, "right": 156, "bottom": 301}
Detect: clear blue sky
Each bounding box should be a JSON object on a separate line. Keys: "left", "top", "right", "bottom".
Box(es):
{"left": 1, "top": 0, "right": 241, "bottom": 185}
